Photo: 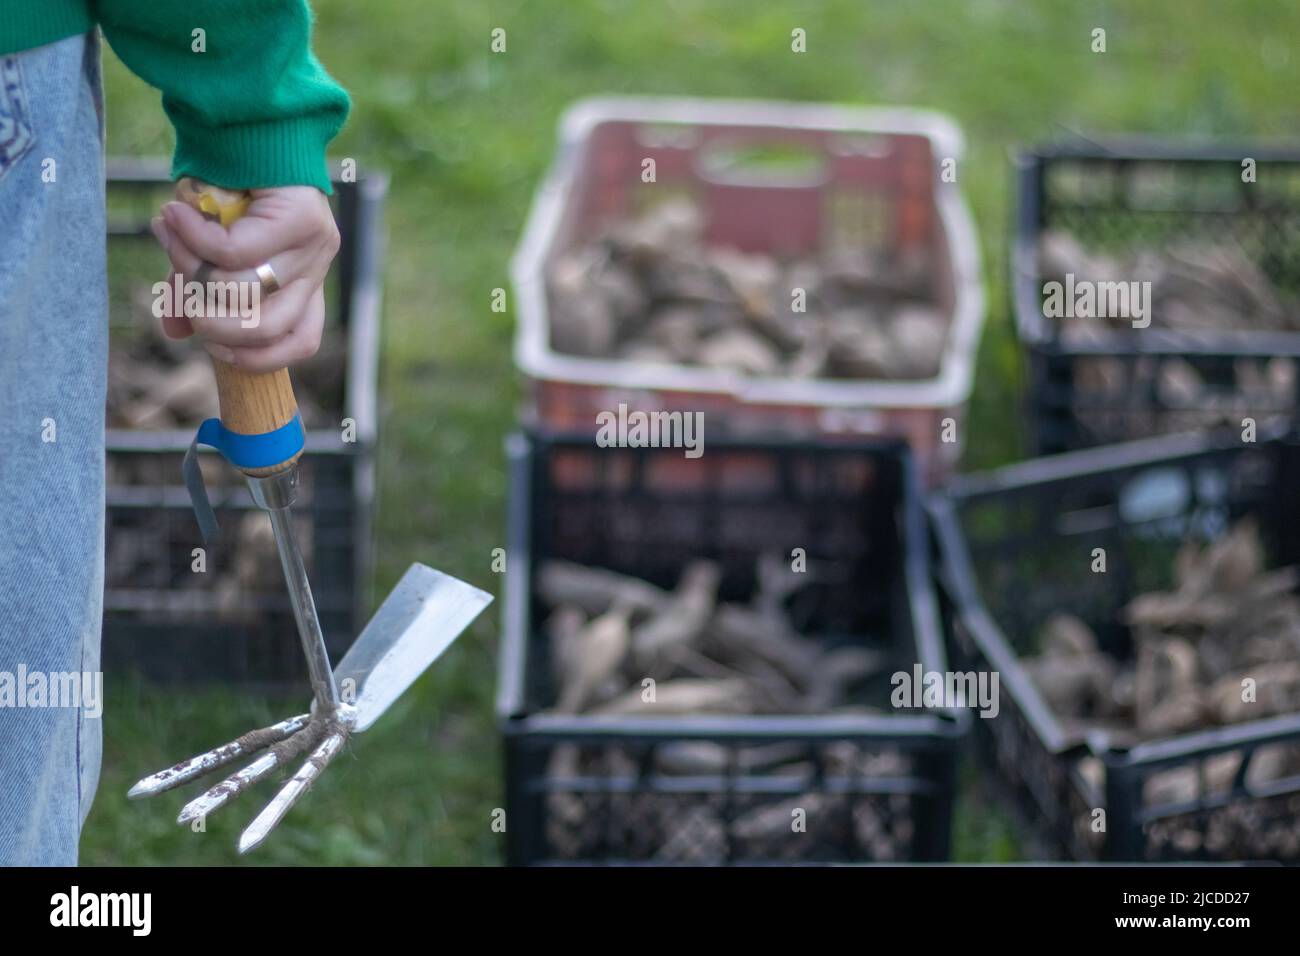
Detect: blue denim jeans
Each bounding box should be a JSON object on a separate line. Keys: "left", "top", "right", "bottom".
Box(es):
{"left": 0, "top": 30, "right": 106, "bottom": 866}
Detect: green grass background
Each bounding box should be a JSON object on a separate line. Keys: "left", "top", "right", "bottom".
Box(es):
{"left": 82, "top": 0, "right": 1300, "bottom": 864}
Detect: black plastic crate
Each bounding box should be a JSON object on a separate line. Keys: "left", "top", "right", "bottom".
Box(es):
{"left": 930, "top": 427, "right": 1300, "bottom": 860}
{"left": 497, "top": 431, "right": 963, "bottom": 864}
{"left": 101, "top": 160, "right": 387, "bottom": 684}
{"left": 1013, "top": 141, "right": 1300, "bottom": 454}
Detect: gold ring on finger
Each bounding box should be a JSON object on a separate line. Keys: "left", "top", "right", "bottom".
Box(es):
{"left": 255, "top": 261, "right": 282, "bottom": 297}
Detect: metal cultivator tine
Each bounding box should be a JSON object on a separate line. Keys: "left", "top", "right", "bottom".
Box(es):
{"left": 238, "top": 725, "right": 350, "bottom": 853}
{"left": 128, "top": 706, "right": 356, "bottom": 854}
{"left": 127, "top": 713, "right": 311, "bottom": 799}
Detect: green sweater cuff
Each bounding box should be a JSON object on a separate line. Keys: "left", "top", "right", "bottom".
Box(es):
{"left": 0, "top": 2, "right": 92, "bottom": 56}
{"left": 169, "top": 112, "right": 343, "bottom": 195}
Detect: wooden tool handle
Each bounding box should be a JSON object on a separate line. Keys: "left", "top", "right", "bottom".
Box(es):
{"left": 175, "top": 178, "right": 302, "bottom": 476}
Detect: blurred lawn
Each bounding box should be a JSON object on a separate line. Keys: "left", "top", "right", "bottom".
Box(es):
{"left": 81, "top": 0, "right": 1300, "bottom": 864}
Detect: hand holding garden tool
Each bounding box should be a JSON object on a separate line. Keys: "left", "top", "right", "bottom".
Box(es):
{"left": 128, "top": 180, "right": 492, "bottom": 853}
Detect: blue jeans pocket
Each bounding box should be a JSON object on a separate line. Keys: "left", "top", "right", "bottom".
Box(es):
{"left": 0, "top": 56, "right": 35, "bottom": 181}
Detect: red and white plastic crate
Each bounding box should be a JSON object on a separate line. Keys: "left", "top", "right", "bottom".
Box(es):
{"left": 511, "top": 96, "right": 985, "bottom": 482}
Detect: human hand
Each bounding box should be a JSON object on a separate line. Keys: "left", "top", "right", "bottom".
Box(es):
{"left": 150, "top": 185, "right": 341, "bottom": 374}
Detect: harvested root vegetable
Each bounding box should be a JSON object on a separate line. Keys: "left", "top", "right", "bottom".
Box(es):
{"left": 1038, "top": 230, "right": 1296, "bottom": 336}
{"left": 537, "top": 560, "right": 669, "bottom": 615}
{"left": 630, "top": 560, "right": 721, "bottom": 668}
{"left": 593, "top": 677, "right": 761, "bottom": 716}
{"left": 538, "top": 555, "right": 891, "bottom": 723}
{"left": 556, "top": 604, "right": 633, "bottom": 713}
{"left": 1023, "top": 519, "right": 1300, "bottom": 747}
{"left": 547, "top": 197, "right": 948, "bottom": 380}
{"left": 1036, "top": 230, "right": 1300, "bottom": 442}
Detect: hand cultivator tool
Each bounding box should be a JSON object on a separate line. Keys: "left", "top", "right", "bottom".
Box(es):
{"left": 128, "top": 180, "right": 492, "bottom": 853}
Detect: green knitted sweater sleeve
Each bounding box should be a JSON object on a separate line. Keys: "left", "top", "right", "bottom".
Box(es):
{"left": 94, "top": 1, "right": 350, "bottom": 193}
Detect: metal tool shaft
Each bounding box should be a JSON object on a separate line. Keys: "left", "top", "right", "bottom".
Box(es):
{"left": 269, "top": 505, "right": 339, "bottom": 712}
{"left": 249, "top": 470, "right": 339, "bottom": 714}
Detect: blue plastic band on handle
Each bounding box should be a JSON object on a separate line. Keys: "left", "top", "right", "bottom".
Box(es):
{"left": 195, "top": 413, "right": 306, "bottom": 469}
{"left": 182, "top": 413, "right": 305, "bottom": 541}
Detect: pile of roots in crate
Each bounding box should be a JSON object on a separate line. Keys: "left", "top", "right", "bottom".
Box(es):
{"left": 1022, "top": 518, "right": 1300, "bottom": 816}
{"left": 534, "top": 553, "right": 915, "bottom": 862}
{"left": 104, "top": 492, "right": 314, "bottom": 626}
{"left": 547, "top": 197, "right": 948, "bottom": 380}
{"left": 1024, "top": 518, "right": 1300, "bottom": 744}
{"left": 538, "top": 555, "right": 892, "bottom": 719}
{"left": 1039, "top": 230, "right": 1300, "bottom": 339}
{"left": 1036, "top": 229, "right": 1299, "bottom": 437}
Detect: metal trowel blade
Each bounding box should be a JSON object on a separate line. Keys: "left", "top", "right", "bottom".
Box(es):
{"left": 335, "top": 563, "right": 492, "bottom": 733}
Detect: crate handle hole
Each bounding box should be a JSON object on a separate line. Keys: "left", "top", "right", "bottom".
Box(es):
{"left": 635, "top": 122, "right": 702, "bottom": 151}
{"left": 696, "top": 139, "right": 829, "bottom": 189}
{"left": 828, "top": 133, "right": 894, "bottom": 159}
